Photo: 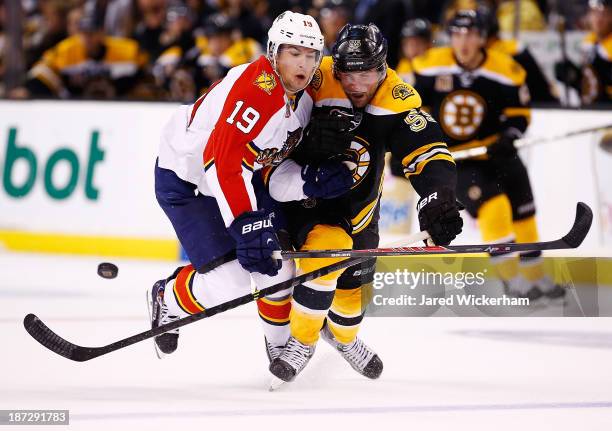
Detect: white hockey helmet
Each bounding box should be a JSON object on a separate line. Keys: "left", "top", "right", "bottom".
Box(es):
{"left": 267, "top": 11, "right": 324, "bottom": 83}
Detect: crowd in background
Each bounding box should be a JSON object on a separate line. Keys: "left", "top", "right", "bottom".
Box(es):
{"left": 0, "top": 0, "right": 609, "bottom": 103}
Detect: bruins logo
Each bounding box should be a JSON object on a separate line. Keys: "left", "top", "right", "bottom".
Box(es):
{"left": 255, "top": 127, "right": 303, "bottom": 166}
{"left": 345, "top": 135, "right": 372, "bottom": 187}
{"left": 439, "top": 90, "right": 486, "bottom": 140}
{"left": 392, "top": 84, "right": 415, "bottom": 101}
{"left": 310, "top": 68, "right": 323, "bottom": 91}
{"left": 254, "top": 71, "right": 277, "bottom": 95}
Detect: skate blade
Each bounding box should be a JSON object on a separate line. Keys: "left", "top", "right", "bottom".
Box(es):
{"left": 145, "top": 290, "right": 166, "bottom": 360}
{"left": 268, "top": 376, "right": 286, "bottom": 391}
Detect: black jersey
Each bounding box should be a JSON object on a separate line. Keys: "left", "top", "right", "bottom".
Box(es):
{"left": 581, "top": 33, "right": 612, "bottom": 105}
{"left": 412, "top": 47, "right": 531, "bottom": 156}
{"left": 280, "top": 56, "right": 456, "bottom": 235}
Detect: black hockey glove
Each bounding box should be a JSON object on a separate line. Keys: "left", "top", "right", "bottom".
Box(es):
{"left": 304, "top": 109, "right": 356, "bottom": 162}
{"left": 228, "top": 210, "right": 281, "bottom": 277}
{"left": 417, "top": 189, "right": 463, "bottom": 246}
{"left": 302, "top": 159, "right": 354, "bottom": 199}
{"left": 487, "top": 129, "right": 520, "bottom": 160}
{"left": 554, "top": 59, "right": 581, "bottom": 91}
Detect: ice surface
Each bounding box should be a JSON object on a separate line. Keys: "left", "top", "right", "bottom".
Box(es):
{"left": 2, "top": 252, "right": 612, "bottom": 430}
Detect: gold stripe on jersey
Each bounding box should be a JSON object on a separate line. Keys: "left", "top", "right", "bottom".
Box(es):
{"left": 503, "top": 107, "right": 531, "bottom": 118}
{"left": 352, "top": 179, "right": 384, "bottom": 234}
{"left": 401, "top": 142, "right": 454, "bottom": 177}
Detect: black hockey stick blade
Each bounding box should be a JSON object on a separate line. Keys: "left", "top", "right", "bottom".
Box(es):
{"left": 561, "top": 202, "right": 593, "bottom": 248}
{"left": 23, "top": 256, "right": 370, "bottom": 362}
{"left": 277, "top": 202, "right": 593, "bottom": 259}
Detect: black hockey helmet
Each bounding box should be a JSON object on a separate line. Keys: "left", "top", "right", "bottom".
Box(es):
{"left": 331, "top": 23, "right": 388, "bottom": 74}
{"left": 446, "top": 9, "right": 487, "bottom": 38}
{"left": 401, "top": 18, "right": 432, "bottom": 41}
{"left": 477, "top": 5, "right": 499, "bottom": 37}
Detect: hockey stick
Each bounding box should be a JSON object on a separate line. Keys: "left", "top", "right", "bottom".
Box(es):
{"left": 23, "top": 230, "right": 430, "bottom": 362}
{"left": 451, "top": 124, "right": 612, "bottom": 161}
{"left": 272, "top": 202, "right": 592, "bottom": 259}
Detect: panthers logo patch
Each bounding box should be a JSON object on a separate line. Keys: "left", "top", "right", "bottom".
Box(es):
{"left": 392, "top": 84, "right": 415, "bottom": 100}
{"left": 255, "top": 127, "right": 303, "bottom": 166}
{"left": 254, "top": 71, "right": 277, "bottom": 95}
{"left": 310, "top": 68, "right": 323, "bottom": 91}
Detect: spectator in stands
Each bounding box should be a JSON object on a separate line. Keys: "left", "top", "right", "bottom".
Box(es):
{"left": 555, "top": 0, "right": 612, "bottom": 105}
{"left": 0, "top": 1, "right": 5, "bottom": 98}
{"left": 24, "top": 0, "right": 70, "bottom": 69}
{"left": 20, "top": 11, "right": 148, "bottom": 99}
{"left": 480, "top": 4, "right": 558, "bottom": 103}
{"left": 352, "top": 0, "right": 408, "bottom": 67}
{"left": 396, "top": 18, "right": 433, "bottom": 84}
{"left": 496, "top": 0, "right": 547, "bottom": 31}
{"left": 318, "top": 0, "right": 352, "bottom": 55}
{"left": 133, "top": 0, "right": 168, "bottom": 63}
{"left": 218, "top": 0, "right": 266, "bottom": 44}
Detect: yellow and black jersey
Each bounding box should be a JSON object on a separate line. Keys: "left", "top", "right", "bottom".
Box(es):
{"left": 581, "top": 32, "right": 612, "bottom": 104}
{"left": 27, "top": 34, "right": 147, "bottom": 97}
{"left": 412, "top": 46, "right": 531, "bottom": 155}
{"left": 286, "top": 56, "right": 456, "bottom": 234}
{"left": 396, "top": 57, "right": 415, "bottom": 85}
{"left": 488, "top": 38, "right": 557, "bottom": 103}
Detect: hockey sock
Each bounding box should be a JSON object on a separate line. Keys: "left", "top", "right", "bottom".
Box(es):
{"left": 478, "top": 194, "right": 519, "bottom": 282}
{"left": 289, "top": 224, "right": 353, "bottom": 345}
{"left": 257, "top": 290, "right": 292, "bottom": 347}
{"left": 327, "top": 286, "right": 365, "bottom": 344}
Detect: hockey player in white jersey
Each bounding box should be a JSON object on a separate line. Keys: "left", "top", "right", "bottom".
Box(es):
{"left": 149, "top": 12, "right": 348, "bottom": 358}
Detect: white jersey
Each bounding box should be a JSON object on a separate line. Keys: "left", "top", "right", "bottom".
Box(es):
{"left": 158, "top": 55, "right": 312, "bottom": 226}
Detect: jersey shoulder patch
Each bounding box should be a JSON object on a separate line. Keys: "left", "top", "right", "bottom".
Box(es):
{"left": 368, "top": 69, "right": 422, "bottom": 114}
{"left": 308, "top": 56, "right": 346, "bottom": 103}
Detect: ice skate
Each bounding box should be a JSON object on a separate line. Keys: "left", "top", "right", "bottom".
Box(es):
{"left": 264, "top": 337, "right": 284, "bottom": 363}
{"left": 269, "top": 336, "right": 315, "bottom": 383}
{"left": 147, "top": 279, "right": 180, "bottom": 358}
{"left": 320, "top": 323, "right": 383, "bottom": 379}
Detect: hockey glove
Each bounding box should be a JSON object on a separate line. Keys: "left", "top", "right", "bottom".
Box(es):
{"left": 304, "top": 109, "right": 356, "bottom": 162}
{"left": 302, "top": 159, "right": 354, "bottom": 199}
{"left": 487, "top": 128, "right": 520, "bottom": 160}
{"left": 228, "top": 210, "right": 282, "bottom": 277}
{"left": 554, "top": 59, "right": 581, "bottom": 91}
{"left": 417, "top": 189, "right": 463, "bottom": 246}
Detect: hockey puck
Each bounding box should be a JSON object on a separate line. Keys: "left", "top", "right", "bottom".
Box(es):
{"left": 599, "top": 130, "right": 612, "bottom": 154}
{"left": 97, "top": 262, "right": 118, "bottom": 279}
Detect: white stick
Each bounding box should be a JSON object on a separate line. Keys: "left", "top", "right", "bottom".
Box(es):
{"left": 451, "top": 123, "right": 612, "bottom": 161}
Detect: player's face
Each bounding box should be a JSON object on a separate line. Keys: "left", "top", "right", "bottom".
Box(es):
{"left": 402, "top": 36, "right": 430, "bottom": 60}
{"left": 276, "top": 45, "right": 320, "bottom": 94}
{"left": 588, "top": 7, "right": 612, "bottom": 38}
{"left": 450, "top": 28, "right": 484, "bottom": 67}
{"left": 337, "top": 69, "right": 384, "bottom": 108}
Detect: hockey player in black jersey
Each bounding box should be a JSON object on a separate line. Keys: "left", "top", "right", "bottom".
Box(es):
{"left": 258, "top": 23, "right": 463, "bottom": 383}
{"left": 412, "top": 10, "right": 566, "bottom": 302}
